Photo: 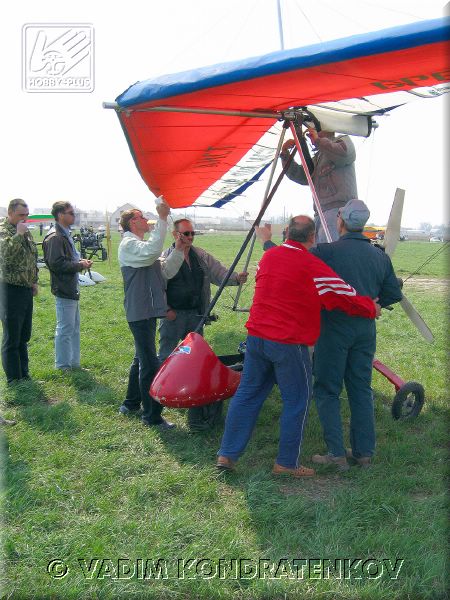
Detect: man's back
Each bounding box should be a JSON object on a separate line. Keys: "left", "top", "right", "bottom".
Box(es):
{"left": 247, "top": 242, "right": 320, "bottom": 346}
{"left": 312, "top": 232, "right": 402, "bottom": 308}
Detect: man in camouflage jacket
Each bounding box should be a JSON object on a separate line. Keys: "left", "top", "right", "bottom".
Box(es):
{"left": 0, "top": 199, "right": 38, "bottom": 383}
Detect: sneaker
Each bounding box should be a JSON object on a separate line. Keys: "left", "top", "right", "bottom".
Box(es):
{"left": 311, "top": 453, "right": 350, "bottom": 471}
{"left": 142, "top": 418, "right": 176, "bottom": 430}
{"left": 0, "top": 416, "right": 17, "bottom": 426}
{"left": 157, "top": 418, "right": 176, "bottom": 430}
{"left": 216, "top": 456, "right": 235, "bottom": 471}
{"left": 118, "top": 404, "right": 142, "bottom": 416}
{"left": 272, "top": 463, "right": 315, "bottom": 477}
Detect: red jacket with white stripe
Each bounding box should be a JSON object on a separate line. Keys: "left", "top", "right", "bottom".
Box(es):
{"left": 246, "top": 239, "right": 376, "bottom": 345}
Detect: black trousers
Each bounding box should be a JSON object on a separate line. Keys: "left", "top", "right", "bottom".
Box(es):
{"left": 0, "top": 284, "right": 33, "bottom": 383}
{"left": 124, "top": 318, "right": 163, "bottom": 424}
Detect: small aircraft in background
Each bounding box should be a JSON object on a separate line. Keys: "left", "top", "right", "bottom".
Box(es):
{"left": 363, "top": 226, "right": 386, "bottom": 241}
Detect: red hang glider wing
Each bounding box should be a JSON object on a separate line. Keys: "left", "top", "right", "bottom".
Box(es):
{"left": 113, "top": 17, "right": 450, "bottom": 208}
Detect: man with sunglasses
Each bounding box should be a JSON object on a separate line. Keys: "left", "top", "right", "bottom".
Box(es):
{"left": 159, "top": 218, "right": 248, "bottom": 431}
{"left": 43, "top": 202, "right": 93, "bottom": 370}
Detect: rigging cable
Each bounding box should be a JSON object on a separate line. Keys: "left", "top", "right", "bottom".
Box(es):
{"left": 402, "top": 241, "right": 449, "bottom": 283}
{"left": 291, "top": 0, "right": 324, "bottom": 42}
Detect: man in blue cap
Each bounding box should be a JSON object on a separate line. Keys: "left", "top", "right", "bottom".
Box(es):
{"left": 310, "top": 199, "right": 403, "bottom": 470}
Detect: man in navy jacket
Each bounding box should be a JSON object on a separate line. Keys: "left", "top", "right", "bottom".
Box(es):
{"left": 310, "top": 200, "right": 402, "bottom": 469}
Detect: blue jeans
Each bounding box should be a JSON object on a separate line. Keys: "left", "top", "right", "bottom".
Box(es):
{"left": 218, "top": 335, "right": 312, "bottom": 469}
{"left": 125, "top": 318, "right": 163, "bottom": 424}
{"left": 55, "top": 297, "right": 80, "bottom": 369}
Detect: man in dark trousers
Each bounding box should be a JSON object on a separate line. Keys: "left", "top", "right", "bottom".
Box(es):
{"left": 118, "top": 203, "right": 184, "bottom": 429}
{"left": 0, "top": 199, "right": 38, "bottom": 384}
{"left": 159, "top": 218, "right": 247, "bottom": 431}
{"left": 311, "top": 199, "right": 403, "bottom": 469}
{"left": 216, "top": 216, "right": 381, "bottom": 477}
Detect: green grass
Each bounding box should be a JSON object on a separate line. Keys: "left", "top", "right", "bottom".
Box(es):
{"left": 390, "top": 241, "right": 449, "bottom": 279}
{"left": 1, "top": 233, "right": 449, "bottom": 599}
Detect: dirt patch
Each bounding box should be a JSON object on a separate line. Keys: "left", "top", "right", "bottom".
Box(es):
{"left": 403, "top": 278, "right": 449, "bottom": 292}
{"left": 279, "top": 474, "right": 352, "bottom": 502}
{"left": 409, "top": 492, "right": 433, "bottom": 502}
{"left": 45, "top": 397, "right": 61, "bottom": 405}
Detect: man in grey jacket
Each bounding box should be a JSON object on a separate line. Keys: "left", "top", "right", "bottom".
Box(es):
{"left": 159, "top": 218, "right": 247, "bottom": 431}
{"left": 281, "top": 129, "right": 357, "bottom": 242}
{"left": 118, "top": 203, "right": 184, "bottom": 429}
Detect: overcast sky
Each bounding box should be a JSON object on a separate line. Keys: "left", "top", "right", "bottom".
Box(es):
{"left": 2, "top": 0, "right": 448, "bottom": 227}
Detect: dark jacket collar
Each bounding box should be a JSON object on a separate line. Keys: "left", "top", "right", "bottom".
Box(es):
{"left": 340, "top": 232, "right": 370, "bottom": 242}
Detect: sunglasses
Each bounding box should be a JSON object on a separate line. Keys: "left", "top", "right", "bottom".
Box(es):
{"left": 180, "top": 231, "right": 196, "bottom": 237}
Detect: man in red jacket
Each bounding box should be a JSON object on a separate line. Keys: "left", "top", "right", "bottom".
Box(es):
{"left": 216, "top": 215, "right": 380, "bottom": 477}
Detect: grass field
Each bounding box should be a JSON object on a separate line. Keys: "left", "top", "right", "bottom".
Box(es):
{"left": 1, "top": 234, "right": 449, "bottom": 600}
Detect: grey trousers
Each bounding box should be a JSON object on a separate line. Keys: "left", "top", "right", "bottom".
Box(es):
{"left": 159, "top": 310, "right": 223, "bottom": 431}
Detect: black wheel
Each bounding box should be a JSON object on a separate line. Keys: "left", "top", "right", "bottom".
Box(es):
{"left": 101, "top": 248, "right": 107, "bottom": 261}
{"left": 391, "top": 381, "right": 425, "bottom": 420}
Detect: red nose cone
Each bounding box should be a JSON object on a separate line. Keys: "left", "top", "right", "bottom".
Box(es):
{"left": 150, "top": 332, "right": 241, "bottom": 408}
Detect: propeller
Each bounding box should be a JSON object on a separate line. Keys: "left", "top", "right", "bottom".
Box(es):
{"left": 397, "top": 295, "right": 434, "bottom": 343}
{"left": 382, "top": 188, "right": 434, "bottom": 343}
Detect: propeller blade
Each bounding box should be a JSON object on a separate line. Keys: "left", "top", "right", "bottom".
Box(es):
{"left": 383, "top": 187, "right": 405, "bottom": 257}
{"left": 399, "top": 295, "right": 434, "bottom": 342}
{"left": 383, "top": 189, "right": 434, "bottom": 342}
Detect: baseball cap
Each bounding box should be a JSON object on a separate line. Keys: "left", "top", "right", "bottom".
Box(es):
{"left": 339, "top": 199, "right": 370, "bottom": 231}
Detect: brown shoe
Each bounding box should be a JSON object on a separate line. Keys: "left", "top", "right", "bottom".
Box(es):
{"left": 311, "top": 453, "right": 350, "bottom": 471}
{"left": 272, "top": 463, "right": 315, "bottom": 477}
{"left": 216, "top": 456, "right": 235, "bottom": 471}
{"left": 346, "top": 450, "right": 372, "bottom": 468}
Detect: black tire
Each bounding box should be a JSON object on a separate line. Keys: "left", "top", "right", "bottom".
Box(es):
{"left": 101, "top": 248, "right": 107, "bottom": 261}
{"left": 391, "top": 381, "right": 425, "bottom": 420}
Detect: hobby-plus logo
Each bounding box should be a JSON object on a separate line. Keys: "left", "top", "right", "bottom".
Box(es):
{"left": 22, "top": 24, "right": 94, "bottom": 93}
